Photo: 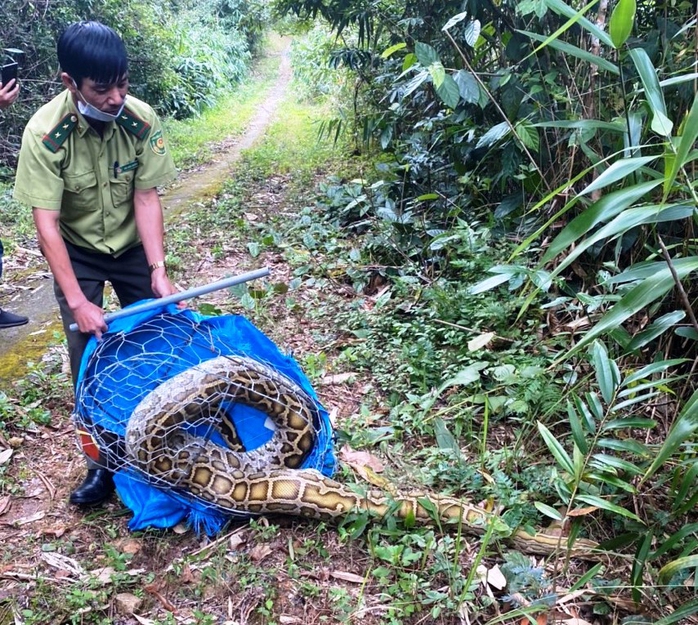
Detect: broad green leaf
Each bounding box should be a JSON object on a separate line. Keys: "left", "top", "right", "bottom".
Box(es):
{"left": 580, "top": 155, "right": 658, "bottom": 196}
{"left": 651, "top": 110, "right": 673, "bottom": 137}
{"left": 664, "top": 94, "right": 698, "bottom": 197}
{"left": 643, "top": 387, "right": 698, "bottom": 482}
{"left": 608, "top": 0, "right": 636, "bottom": 49}
{"left": 476, "top": 121, "right": 510, "bottom": 149}
{"left": 567, "top": 257, "right": 698, "bottom": 356}
{"left": 454, "top": 70, "right": 479, "bottom": 104}
{"left": 468, "top": 272, "right": 512, "bottom": 294}
{"left": 626, "top": 310, "right": 686, "bottom": 352}
{"left": 464, "top": 20, "right": 481, "bottom": 47}
{"left": 519, "top": 30, "right": 619, "bottom": 75}
{"left": 567, "top": 400, "right": 589, "bottom": 454}
{"left": 429, "top": 62, "right": 446, "bottom": 88}
{"left": 442, "top": 11, "right": 468, "bottom": 32}
{"left": 612, "top": 392, "right": 662, "bottom": 412}
{"left": 585, "top": 472, "right": 636, "bottom": 493}
{"left": 597, "top": 437, "right": 650, "bottom": 457}
{"left": 538, "top": 422, "right": 575, "bottom": 475}
{"left": 533, "top": 119, "right": 625, "bottom": 132}
{"left": 591, "top": 454, "right": 643, "bottom": 475}
{"left": 630, "top": 47, "right": 672, "bottom": 135}
{"left": 570, "top": 563, "right": 605, "bottom": 591}
{"left": 402, "top": 53, "right": 417, "bottom": 72}
{"left": 601, "top": 417, "right": 657, "bottom": 430}
{"left": 658, "top": 555, "right": 698, "bottom": 585}
{"left": 675, "top": 327, "right": 698, "bottom": 341}
{"left": 632, "top": 531, "right": 654, "bottom": 603}
{"left": 515, "top": 121, "right": 540, "bottom": 151}
{"left": 621, "top": 358, "right": 688, "bottom": 392}
{"left": 605, "top": 256, "right": 694, "bottom": 284}
{"left": 402, "top": 69, "right": 429, "bottom": 99}
{"left": 541, "top": 180, "right": 661, "bottom": 263}
{"left": 436, "top": 364, "right": 484, "bottom": 394}
{"left": 534, "top": 501, "right": 564, "bottom": 521}
{"left": 415, "top": 41, "right": 439, "bottom": 66}
{"left": 434, "top": 418, "right": 462, "bottom": 455}
{"left": 435, "top": 73, "right": 461, "bottom": 109}
{"left": 590, "top": 340, "right": 618, "bottom": 403}
{"left": 545, "top": 0, "right": 614, "bottom": 47}
{"left": 659, "top": 73, "right": 698, "bottom": 88}
{"left": 586, "top": 391, "right": 604, "bottom": 421}
{"left": 576, "top": 494, "right": 642, "bottom": 522}
{"left": 382, "top": 42, "right": 406, "bottom": 59}
{"left": 573, "top": 394, "right": 596, "bottom": 433}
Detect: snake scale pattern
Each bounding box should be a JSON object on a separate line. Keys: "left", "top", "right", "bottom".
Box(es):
{"left": 125, "top": 355, "right": 597, "bottom": 557}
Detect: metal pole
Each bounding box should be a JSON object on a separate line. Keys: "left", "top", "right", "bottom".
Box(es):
{"left": 69, "top": 267, "right": 270, "bottom": 332}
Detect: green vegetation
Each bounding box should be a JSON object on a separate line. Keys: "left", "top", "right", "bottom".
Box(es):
{"left": 0, "top": 0, "right": 697, "bottom": 623}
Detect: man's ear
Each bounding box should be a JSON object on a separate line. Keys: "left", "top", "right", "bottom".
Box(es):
{"left": 61, "top": 72, "right": 77, "bottom": 92}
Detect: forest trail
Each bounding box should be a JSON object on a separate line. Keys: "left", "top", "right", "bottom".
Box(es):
{"left": 0, "top": 42, "right": 292, "bottom": 381}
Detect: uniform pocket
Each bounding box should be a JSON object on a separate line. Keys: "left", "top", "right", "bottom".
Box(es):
{"left": 110, "top": 174, "right": 134, "bottom": 208}
{"left": 63, "top": 171, "right": 98, "bottom": 211}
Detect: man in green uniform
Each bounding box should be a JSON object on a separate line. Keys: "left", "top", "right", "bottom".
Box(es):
{"left": 0, "top": 73, "right": 29, "bottom": 328}
{"left": 13, "top": 21, "right": 178, "bottom": 506}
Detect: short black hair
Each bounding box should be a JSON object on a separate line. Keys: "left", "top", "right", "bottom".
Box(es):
{"left": 57, "top": 21, "right": 128, "bottom": 88}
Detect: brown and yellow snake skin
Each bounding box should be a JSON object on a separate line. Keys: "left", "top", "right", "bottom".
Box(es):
{"left": 125, "top": 355, "right": 598, "bottom": 558}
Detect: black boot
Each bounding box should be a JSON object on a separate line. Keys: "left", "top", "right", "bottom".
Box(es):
{"left": 69, "top": 469, "right": 115, "bottom": 506}
{"left": 0, "top": 309, "right": 28, "bottom": 329}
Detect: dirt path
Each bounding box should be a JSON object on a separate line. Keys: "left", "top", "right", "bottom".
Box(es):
{"left": 0, "top": 43, "right": 292, "bottom": 380}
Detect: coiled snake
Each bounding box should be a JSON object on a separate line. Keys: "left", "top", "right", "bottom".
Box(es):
{"left": 125, "top": 355, "right": 597, "bottom": 557}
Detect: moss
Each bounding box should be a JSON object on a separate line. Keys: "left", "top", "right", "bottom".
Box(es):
{"left": 0, "top": 320, "right": 64, "bottom": 387}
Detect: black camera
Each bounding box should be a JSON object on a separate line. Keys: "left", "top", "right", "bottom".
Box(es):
{"left": 1, "top": 48, "right": 24, "bottom": 87}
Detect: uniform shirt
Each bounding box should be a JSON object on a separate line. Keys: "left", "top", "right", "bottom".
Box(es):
{"left": 13, "top": 90, "right": 176, "bottom": 256}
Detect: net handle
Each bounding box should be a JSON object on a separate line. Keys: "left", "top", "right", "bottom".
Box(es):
{"left": 68, "top": 267, "right": 270, "bottom": 332}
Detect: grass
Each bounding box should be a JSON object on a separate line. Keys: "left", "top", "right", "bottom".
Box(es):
{"left": 163, "top": 33, "right": 291, "bottom": 171}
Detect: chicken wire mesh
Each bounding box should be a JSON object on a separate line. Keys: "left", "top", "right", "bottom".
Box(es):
{"left": 72, "top": 303, "right": 335, "bottom": 534}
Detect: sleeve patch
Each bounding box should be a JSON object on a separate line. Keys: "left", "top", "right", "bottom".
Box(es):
{"left": 149, "top": 130, "right": 166, "bottom": 156}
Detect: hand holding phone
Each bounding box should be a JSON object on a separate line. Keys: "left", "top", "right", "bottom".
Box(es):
{"left": 1, "top": 62, "right": 18, "bottom": 87}
{"left": 0, "top": 62, "right": 19, "bottom": 110}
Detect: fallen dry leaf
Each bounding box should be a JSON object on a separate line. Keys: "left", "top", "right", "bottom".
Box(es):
{"left": 0, "top": 449, "right": 12, "bottom": 465}
{"left": 338, "top": 445, "right": 385, "bottom": 472}
{"left": 249, "top": 543, "right": 273, "bottom": 562}
{"left": 318, "top": 372, "right": 357, "bottom": 386}
{"left": 487, "top": 564, "right": 507, "bottom": 590}
{"left": 0, "top": 496, "right": 11, "bottom": 516}
{"left": 468, "top": 332, "right": 495, "bottom": 352}
{"left": 11, "top": 511, "right": 45, "bottom": 526}
{"left": 330, "top": 570, "right": 366, "bottom": 584}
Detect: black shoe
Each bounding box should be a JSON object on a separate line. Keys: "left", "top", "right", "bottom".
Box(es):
{"left": 69, "top": 469, "right": 115, "bottom": 506}
{"left": 0, "top": 309, "right": 28, "bottom": 329}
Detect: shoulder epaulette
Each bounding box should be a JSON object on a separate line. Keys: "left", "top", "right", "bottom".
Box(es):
{"left": 115, "top": 108, "right": 151, "bottom": 140}
{"left": 42, "top": 113, "right": 78, "bottom": 153}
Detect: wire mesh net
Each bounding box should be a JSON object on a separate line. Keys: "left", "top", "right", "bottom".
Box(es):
{"left": 72, "top": 304, "right": 335, "bottom": 534}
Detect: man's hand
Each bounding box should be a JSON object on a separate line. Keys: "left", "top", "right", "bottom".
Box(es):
{"left": 0, "top": 79, "right": 19, "bottom": 110}
{"left": 71, "top": 300, "right": 109, "bottom": 339}
{"left": 150, "top": 265, "right": 178, "bottom": 300}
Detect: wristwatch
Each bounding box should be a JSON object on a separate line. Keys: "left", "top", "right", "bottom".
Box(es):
{"left": 149, "top": 260, "right": 166, "bottom": 272}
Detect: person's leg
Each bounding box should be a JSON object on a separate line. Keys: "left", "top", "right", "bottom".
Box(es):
{"left": 55, "top": 241, "right": 116, "bottom": 505}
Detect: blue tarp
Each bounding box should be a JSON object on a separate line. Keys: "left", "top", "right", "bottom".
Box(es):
{"left": 73, "top": 302, "right": 335, "bottom": 535}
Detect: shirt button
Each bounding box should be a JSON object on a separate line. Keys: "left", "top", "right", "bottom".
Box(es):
{"left": 103, "top": 182, "right": 108, "bottom": 188}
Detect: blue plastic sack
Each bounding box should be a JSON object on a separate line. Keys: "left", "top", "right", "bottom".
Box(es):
{"left": 73, "top": 302, "right": 335, "bottom": 535}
